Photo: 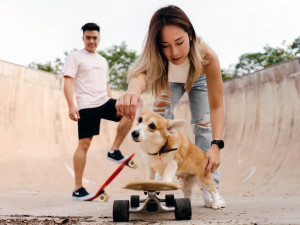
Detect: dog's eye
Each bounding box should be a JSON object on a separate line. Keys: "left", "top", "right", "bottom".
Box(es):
{"left": 149, "top": 123, "right": 156, "bottom": 130}
{"left": 138, "top": 117, "right": 142, "bottom": 123}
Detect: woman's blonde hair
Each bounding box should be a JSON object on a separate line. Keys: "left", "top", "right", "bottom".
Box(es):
{"left": 127, "top": 5, "right": 208, "bottom": 96}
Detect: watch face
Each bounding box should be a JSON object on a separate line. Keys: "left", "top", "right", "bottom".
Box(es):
{"left": 211, "top": 140, "right": 224, "bottom": 149}
{"left": 218, "top": 140, "right": 224, "bottom": 149}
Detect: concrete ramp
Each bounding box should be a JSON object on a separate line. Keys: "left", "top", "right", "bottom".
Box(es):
{"left": 1, "top": 58, "right": 300, "bottom": 194}
{"left": 0, "top": 60, "right": 148, "bottom": 193}
{"left": 0, "top": 58, "right": 300, "bottom": 223}
{"left": 221, "top": 58, "right": 300, "bottom": 195}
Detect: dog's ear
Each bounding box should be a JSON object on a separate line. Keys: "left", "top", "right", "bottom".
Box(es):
{"left": 167, "top": 119, "right": 185, "bottom": 134}
{"left": 135, "top": 98, "right": 144, "bottom": 117}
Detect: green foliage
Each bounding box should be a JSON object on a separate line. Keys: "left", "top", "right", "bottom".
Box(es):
{"left": 29, "top": 37, "right": 300, "bottom": 83}
{"left": 28, "top": 58, "right": 64, "bottom": 75}
{"left": 291, "top": 36, "right": 300, "bottom": 55}
{"left": 28, "top": 44, "right": 137, "bottom": 90}
{"left": 221, "top": 68, "right": 237, "bottom": 81}
{"left": 234, "top": 36, "right": 300, "bottom": 76}
{"left": 99, "top": 42, "right": 138, "bottom": 90}
{"left": 28, "top": 51, "right": 70, "bottom": 76}
{"left": 235, "top": 52, "right": 266, "bottom": 76}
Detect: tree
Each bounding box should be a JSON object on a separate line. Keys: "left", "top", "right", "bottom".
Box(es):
{"left": 29, "top": 37, "right": 300, "bottom": 83}
{"left": 28, "top": 43, "right": 137, "bottom": 90}
{"left": 221, "top": 66, "right": 237, "bottom": 81}
{"left": 234, "top": 36, "right": 300, "bottom": 76}
{"left": 235, "top": 52, "right": 266, "bottom": 76}
{"left": 290, "top": 36, "right": 300, "bottom": 55}
{"left": 28, "top": 58, "right": 63, "bottom": 75}
{"left": 28, "top": 52, "right": 69, "bottom": 76}
{"left": 99, "top": 42, "right": 138, "bottom": 90}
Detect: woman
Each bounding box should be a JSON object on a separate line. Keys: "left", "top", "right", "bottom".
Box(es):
{"left": 116, "top": 5, "right": 225, "bottom": 208}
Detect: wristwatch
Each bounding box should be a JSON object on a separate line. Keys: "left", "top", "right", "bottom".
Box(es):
{"left": 211, "top": 140, "right": 225, "bottom": 149}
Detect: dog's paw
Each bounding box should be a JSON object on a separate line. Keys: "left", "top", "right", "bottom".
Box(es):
{"left": 204, "top": 191, "right": 226, "bottom": 209}
{"left": 211, "top": 199, "right": 226, "bottom": 209}
{"left": 204, "top": 202, "right": 212, "bottom": 208}
{"left": 212, "top": 202, "right": 222, "bottom": 209}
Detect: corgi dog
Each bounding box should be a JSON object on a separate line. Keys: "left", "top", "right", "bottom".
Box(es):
{"left": 131, "top": 108, "right": 224, "bottom": 209}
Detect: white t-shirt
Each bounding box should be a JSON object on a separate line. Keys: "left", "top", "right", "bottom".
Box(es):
{"left": 64, "top": 49, "right": 110, "bottom": 110}
{"left": 168, "top": 57, "right": 189, "bottom": 83}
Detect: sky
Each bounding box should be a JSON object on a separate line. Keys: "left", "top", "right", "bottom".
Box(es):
{"left": 0, "top": 0, "right": 300, "bottom": 70}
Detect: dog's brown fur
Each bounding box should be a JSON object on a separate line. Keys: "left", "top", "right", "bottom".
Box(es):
{"left": 131, "top": 109, "right": 223, "bottom": 209}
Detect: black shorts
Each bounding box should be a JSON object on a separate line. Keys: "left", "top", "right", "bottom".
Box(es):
{"left": 78, "top": 99, "right": 121, "bottom": 139}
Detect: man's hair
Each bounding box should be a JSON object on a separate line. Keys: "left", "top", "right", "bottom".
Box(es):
{"left": 81, "top": 23, "right": 100, "bottom": 33}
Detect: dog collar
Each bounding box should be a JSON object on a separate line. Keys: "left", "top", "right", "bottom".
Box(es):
{"left": 148, "top": 139, "right": 178, "bottom": 156}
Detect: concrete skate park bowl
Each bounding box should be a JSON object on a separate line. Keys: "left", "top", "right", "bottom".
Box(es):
{"left": 0, "top": 58, "right": 299, "bottom": 224}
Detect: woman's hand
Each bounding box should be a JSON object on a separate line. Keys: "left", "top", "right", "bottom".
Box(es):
{"left": 205, "top": 145, "right": 221, "bottom": 174}
{"left": 116, "top": 91, "right": 141, "bottom": 120}
{"left": 116, "top": 74, "right": 147, "bottom": 120}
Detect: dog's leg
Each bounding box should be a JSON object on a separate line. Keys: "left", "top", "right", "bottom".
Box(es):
{"left": 180, "top": 175, "right": 197, "bottom": 199}
{"left": 162, "top": 160, "right": 177, "bottom": 182}
{"left": 197, "top": 177, "right": 222, "bottom": 209}
{"left": 209, "top": 190, "right": 223, "bottom": 209}
{"left": 147, "top": 167, "right": 156, "bottom": 180}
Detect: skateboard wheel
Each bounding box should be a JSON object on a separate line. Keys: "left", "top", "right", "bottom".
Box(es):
{"left": 130, "top": 195, "right": 140, "bottom": 208}
{"left": 99, "top": 192, "right": 109, "bottom": 202}
{"left": 113, "top": 200, "right": 129, "bottom": 222}
{"left": 165, "top": 194, "right": 175, "bottom": 207}
{"left": 174, "top": 198, "right": 192, "bottom": 220}
{"left": 127, "top": 160, "right": 136, "bottom": 168}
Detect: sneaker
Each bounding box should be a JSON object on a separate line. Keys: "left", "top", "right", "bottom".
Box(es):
{"left": 107, "top": 149, "right": 128, "bottom": 163}
{"left": 202, "top": 189, "right": 226, "bottom": 208}
{"left": 72, "top": 187, "right": 94, "bottom": 201}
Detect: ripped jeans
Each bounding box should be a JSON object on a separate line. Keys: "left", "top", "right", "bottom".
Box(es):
{"left": 153, "top": 75, "right": 220, "bottom": 188}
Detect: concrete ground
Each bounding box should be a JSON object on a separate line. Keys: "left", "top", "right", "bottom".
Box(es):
{"left": 1, "top": 191, "right": 300, "bottom": 224}
{"left": 0, "top": 58, "right": 300, "bottom": 224}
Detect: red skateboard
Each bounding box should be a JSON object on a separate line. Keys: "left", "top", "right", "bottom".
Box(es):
{"left": 86, "top": 153, "right": 136, "bottom": 201}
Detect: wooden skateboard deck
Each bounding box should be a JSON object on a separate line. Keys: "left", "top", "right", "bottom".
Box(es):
{"left": 86, "top": 153, "right": 135, "bottom": 201}
{"left": 123, "top": 180, "right": 180, "bottom": 191}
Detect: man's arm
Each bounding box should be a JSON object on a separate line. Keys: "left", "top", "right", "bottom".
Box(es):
{"left": 64, "top": 76, "right": 80, "bottom": 121}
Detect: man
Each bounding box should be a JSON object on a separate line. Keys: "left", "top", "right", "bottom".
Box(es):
{"left": 64, "top": 23, "right": 133, "bottom": 200}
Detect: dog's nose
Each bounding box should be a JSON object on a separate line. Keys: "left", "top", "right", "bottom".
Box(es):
{"left": 131, "top": 130, "right": 139, "bottom": 139}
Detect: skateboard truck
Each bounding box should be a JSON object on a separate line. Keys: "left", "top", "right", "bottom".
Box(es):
{"left": 130, "top": 191, "right": 177, "bottom": 213}
{"left": 113, "top": 180, "right": 192, "bottom": 222}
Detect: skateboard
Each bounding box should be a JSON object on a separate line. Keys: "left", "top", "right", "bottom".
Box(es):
{"left": 86, "top": 153, "right": 136, "bottom": 201}
{"left": 113, "top": 180, "right": 192, "bottom": 222}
